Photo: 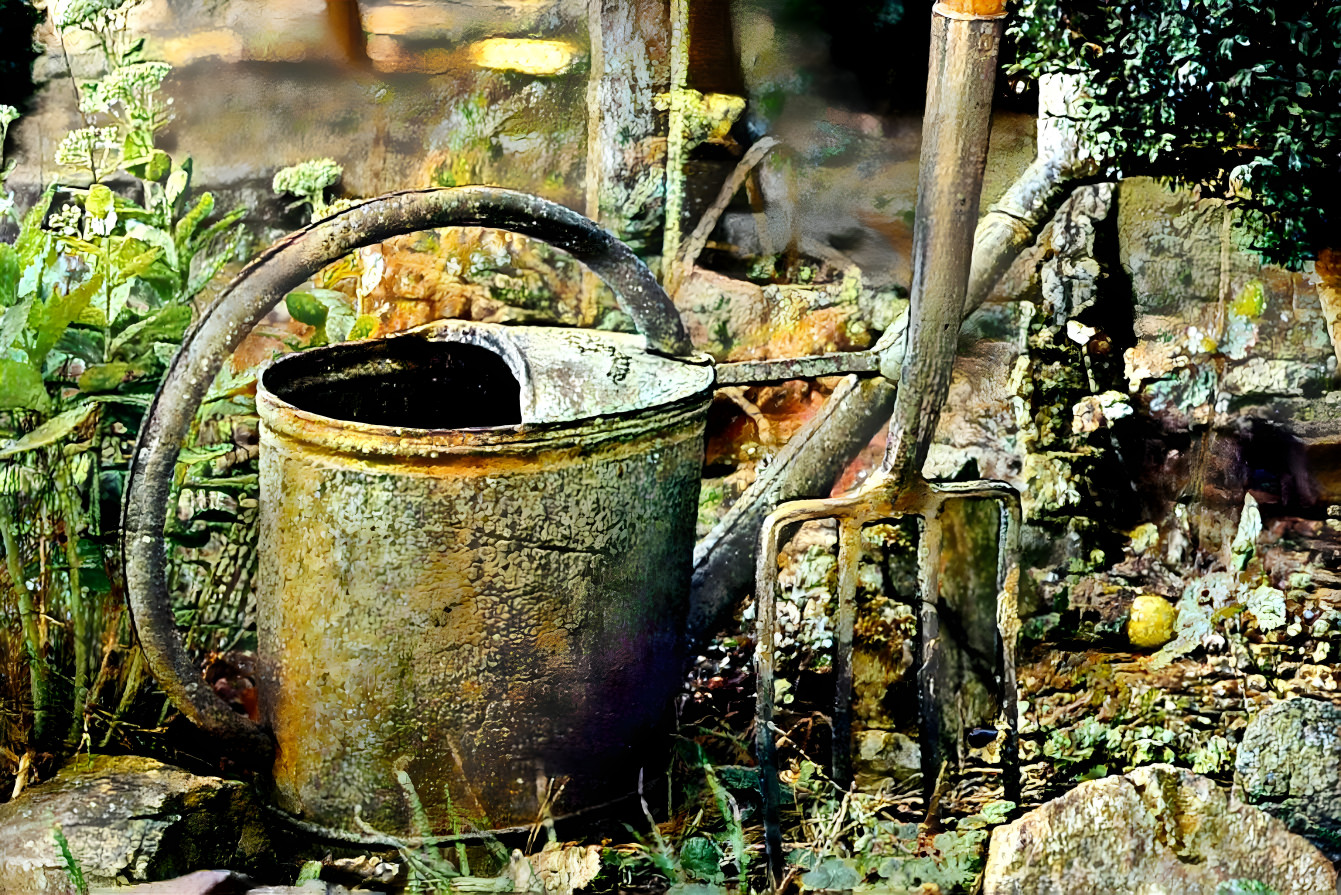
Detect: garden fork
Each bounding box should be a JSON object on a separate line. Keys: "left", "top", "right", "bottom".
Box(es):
{"left": 754, "top": 1, "right": 1018, "bottom": 882}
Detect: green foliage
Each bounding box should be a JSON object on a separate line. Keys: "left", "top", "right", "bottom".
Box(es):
{"left": 273, "top": 157, "right": 344, "bottom": 221}
{"left": 782, "top": 771, "right": 1013, "bottom": 895}
{"left": 1216, "top": 881, "right": 1280, "bottom": 895}
{"left": 1008, "top": 0, "right": 1341, "bottom": 269}
{"left": 51, "top": 825, "right": 88, "bottom": 895}
{"left": 0, "top": 0, "right": 252, "bottom": 771}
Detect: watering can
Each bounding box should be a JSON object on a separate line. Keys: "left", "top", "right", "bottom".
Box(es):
{"left": 123, "top": 188, "right": 910, "bottom": 843}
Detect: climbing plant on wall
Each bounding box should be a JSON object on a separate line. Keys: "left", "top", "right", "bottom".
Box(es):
{"left": 1007, "top": 0, "right": 1341, "bottom": 270}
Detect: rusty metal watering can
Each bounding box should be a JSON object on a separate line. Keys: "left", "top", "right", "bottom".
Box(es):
{"left": 123, "top": 187, "right": 913, "bottom": 844}
{"left": 124, "top": 190, "right": 716, "bottom": 842}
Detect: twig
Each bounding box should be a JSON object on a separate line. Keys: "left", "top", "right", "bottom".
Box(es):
{"left": 667, "top": 136, "right": 781, "bottom": 297}
{"left": 719, "top": 386, "right": 774, "bottom": 445}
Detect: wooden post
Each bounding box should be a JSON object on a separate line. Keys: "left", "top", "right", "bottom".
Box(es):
{"left": 584, "top": 0, "right": 671, "bottom": 252}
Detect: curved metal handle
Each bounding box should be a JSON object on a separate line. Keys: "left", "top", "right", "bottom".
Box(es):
{"left": 123, "top": 187, "right": 691, "bottom": 757}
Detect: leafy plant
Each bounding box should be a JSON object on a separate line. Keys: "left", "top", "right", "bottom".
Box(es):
{"left": 0, "top": 0, "right": 251, "bottom": 779}
{"left": 1007, "top": 0, "right": 1341, "bottom": 269}
{"left": 272, "top": 157, "right": 345, "bottom": 222}
{"left": 782, "top": 762, "right": 1012, "bottom": 895}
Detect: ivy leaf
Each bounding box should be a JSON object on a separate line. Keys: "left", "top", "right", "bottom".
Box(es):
{"left": 285, "top": 291, "right": 329, "bottom": 328}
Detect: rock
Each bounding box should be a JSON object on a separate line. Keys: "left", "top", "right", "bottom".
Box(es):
{"left": 1234, "top": 697, "right": 1341, "bottom": 862}
{"left": 0, "top": 754, "right": 269, "bottom": 895}
{"left": 1127, "top": 594, "right": 1177, "bottom": 649}
{"left": 89, "top": 870, "right": 248, "bottom": 895}
{"left": 853, "top": 730, "right": 921, "bottom": 791}
{"left": 983, "top": 764, "right": 1337, "bottom": 895}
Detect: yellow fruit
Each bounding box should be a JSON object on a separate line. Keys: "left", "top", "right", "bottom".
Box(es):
{"left": 1128, "top": 594, "right": 1177, "bottom": 649}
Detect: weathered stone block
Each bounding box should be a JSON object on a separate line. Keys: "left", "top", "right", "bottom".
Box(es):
{"left": 0, "top": 755, "right": 268, "bottom": 895}
{"left": 984, "top": 764, "right": 1336, "bottom": 895}
{"left": 1235, "top": 696, "right": 1341, "bottom": 862}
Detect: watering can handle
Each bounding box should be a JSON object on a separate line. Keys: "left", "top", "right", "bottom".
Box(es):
{"left": 123, "top": 187, "right": 692, "bottom": 757}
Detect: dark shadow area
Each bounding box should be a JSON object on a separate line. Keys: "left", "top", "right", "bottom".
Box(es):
{"left": 264, "top": 337, "right": 522, "bottom": 430}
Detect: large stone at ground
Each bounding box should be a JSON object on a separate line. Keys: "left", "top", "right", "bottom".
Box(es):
{"left": 0, "top": 754, "right": 269, "bottom": 895}
{"left": 1235, "top": 696, "right": 1341, "bottom": 862}
{"left": 983, "top": 764, "right": 1336, "bottom": 895}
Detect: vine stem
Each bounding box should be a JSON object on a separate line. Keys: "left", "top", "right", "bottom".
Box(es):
{"left": 0, "top": 493, "right": 52, "bottom": 747}
{"left": 55, "top": 456, "right": 89, "bottom": 748}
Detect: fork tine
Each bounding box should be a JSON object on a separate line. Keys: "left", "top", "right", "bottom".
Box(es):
{"left": 915, "top": 511, "right": 947, "bottom": 799}
{"left": 754, "top": 496, "right": 864, "bottom": 888}
{"left": 831, "top": 516, "right": 862, "bottom": 789}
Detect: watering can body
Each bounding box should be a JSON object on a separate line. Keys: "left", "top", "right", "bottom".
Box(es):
{"left": 252, "top": 321, "right": 712, "bottom": 835}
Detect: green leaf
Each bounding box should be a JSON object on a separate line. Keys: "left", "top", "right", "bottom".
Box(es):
{"left": 121, "top": 130, "right": 154, "bottom": 171}
{"left": 77, "top": 362, "right": 133, "bottom": 393}
{"left": 347, "top": 313, "right": 378, "bottom": 340}
{"left": 178, "top": 443, "right": 234, "bottom": 467}
{"left": 800, "top": 857, "right": 862, "bottom": 891}
{"left": 31, "top": 274, "right": 104, "bottom": 367}
{"left": 187, "top": 206, "right": 246, "bottom": 254}
{"left": 0, "top": 405, "right": 96, "bottom": 458}
{"left": 111, "top": 238, "right": 164, "bottom": 286}
{"left": 0, "top": 359, "right": 49, "bottom": 412}
{"left": 145, "top": 149, "right": 171, "bottom": 182}
{"left": 0, "top": 296, "right": 34, "bottom": 351}
{"left": 173, "top": 193, "right": 214, "bottom": 253}
{"left": 315, "top": 290, "right": 356, "bottom": 343}
{"left": 295, "top": 861, "right": 322, "bottom": 885}
{"left": 16, "top": 189, "right": 54, "bottom": 271}
{"left": 0, "top": 244, "right": 19, "bottom": 305}
{"left": 285, "top": 291, "right": 329, "bottom": 328}
{"left": 108, "top": 304, "right": 192, "bottom": 362}
{"left": 678, "top": 837, "right": 725, "bottom": 884}
{"left": 1216, "top": 881, "right": 1280, "bottom": 895}
{"left": 124, "top": 219, "right": 178, "bottom": 271}
{"left": 180, "top": 474, "right": 258, "bottom": 492}
{"left": 85, "top": 184, "right": 114, "bottom": 220}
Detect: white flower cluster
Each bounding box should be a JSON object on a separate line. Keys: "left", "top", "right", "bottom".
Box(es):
{"left": 48, "top": 203, "right": 83, "bottom": 238}
{"left": 55, "top": 126, "right": 121, "bottom": 170}
{"left": 80, "top": 61, "right": 172, "bottom": 117}
{"left": 272, "top": 158, "right": 343, "bottom": 199}
{"left": 52, "top": 0, "right": 132, "bottom": 28}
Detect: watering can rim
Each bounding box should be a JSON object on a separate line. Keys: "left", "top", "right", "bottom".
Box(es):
{"left": 255, "top": 318, "right": 717, "bottom": 453}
